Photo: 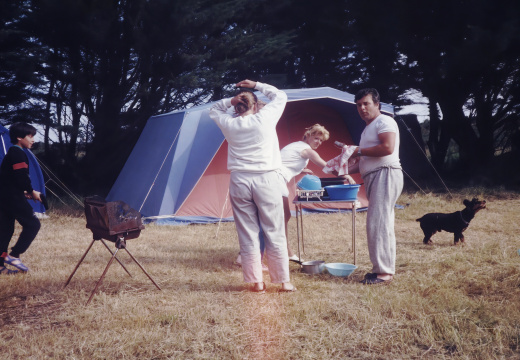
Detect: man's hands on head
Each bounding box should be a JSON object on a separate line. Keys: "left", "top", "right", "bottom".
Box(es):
{"left": 231, "top": 79, "right": 257, "bottom": 108}
{"left": 231, "top": 79, "right": 256, "bottom": 113}
{"left": 235, "top": 79, "right": 256, "bottom": 89}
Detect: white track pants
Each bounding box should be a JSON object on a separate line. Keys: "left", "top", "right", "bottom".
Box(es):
{"left": 363, "top": 166, "right": 403, "bottom": 275}
{"left": 229, "top": 171, "right": 289, "bottom": 284}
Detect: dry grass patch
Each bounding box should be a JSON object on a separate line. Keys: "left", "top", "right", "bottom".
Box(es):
{"left": 1, "top": 189, "right": 520, "bottom": 359}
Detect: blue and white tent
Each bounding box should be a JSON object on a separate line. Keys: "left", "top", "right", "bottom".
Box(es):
{"left": 0, "top": 124, "right": 47, "bottom": 214}
{"left": 107, "top": 87, "right": 394, "bottom": 224}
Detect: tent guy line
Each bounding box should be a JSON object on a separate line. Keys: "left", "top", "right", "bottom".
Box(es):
{"left": 36, "top": 157, "right": 84, "bottom": 208}
{"left": 395, "top": 115, "right": 454, "bottom": 198}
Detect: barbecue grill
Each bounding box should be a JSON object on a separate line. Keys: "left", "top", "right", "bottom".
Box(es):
{"left": 65, "top": 196, "right": 161, "bottom": 305}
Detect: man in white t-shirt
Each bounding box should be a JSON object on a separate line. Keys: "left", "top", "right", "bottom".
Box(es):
{"left": 209, "top": 79, "right": 296, "bottom": 293}
{"left": 350, "top": 88, "right": 403, "bottom": 285}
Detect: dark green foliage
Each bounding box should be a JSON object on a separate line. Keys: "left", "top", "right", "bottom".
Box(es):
{"left": 0, "top": 0, "right": 45, "bottom": 123}
{"left": 1, "top": 0, "right": 520, "bottom": 194}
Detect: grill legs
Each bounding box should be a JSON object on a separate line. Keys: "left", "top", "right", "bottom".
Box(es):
{"left": 123, "top": 247, "right": 162, "bottom": 291}
{"left": 86, "top": 247, "right": 121, "bottom": 305}
{"left": 64, "top": 238, "right": 96, "bottom": 288}
{"left": 65, "top": 236, "right": 161, "bottom": 305}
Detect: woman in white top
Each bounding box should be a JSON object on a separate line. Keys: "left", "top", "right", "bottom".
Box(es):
{"left": 280, "top": 124, "right": 355, "bottom": 261}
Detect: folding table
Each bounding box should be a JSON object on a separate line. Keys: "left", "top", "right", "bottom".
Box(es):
{"left": 293, "top": 198, "right": 359, "bottom": 265}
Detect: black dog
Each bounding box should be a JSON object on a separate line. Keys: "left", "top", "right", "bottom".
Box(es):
{"left": 416, "top": 198, "right": 486, "bottom": 245}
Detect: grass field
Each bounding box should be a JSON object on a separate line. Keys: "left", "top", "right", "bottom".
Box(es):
{"left": 1, "top": 189, "right": 520, "bottom": 359}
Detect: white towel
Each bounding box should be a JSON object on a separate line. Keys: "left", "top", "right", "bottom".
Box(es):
{"left": 322, "top": 145, "right": 359, "bottom": 176}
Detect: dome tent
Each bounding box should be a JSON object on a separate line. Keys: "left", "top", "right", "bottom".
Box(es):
{"left": 107, "top": 87, "right": 395, "bottom": 224}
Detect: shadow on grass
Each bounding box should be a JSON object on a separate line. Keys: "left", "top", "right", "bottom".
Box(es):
{"left": 399, "top": 241, "right": 456, "bottom": 248}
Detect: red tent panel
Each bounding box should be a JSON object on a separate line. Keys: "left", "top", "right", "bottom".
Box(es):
{"left": 175, "top": 142, "right": 233, "bottom": 218}
{"left": 177, "top": 101, "right": 367, "bottom": 219}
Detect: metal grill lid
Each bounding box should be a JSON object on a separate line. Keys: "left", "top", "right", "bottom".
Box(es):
{"left": 85, "top": 196, "right": 144, "bottom": 236}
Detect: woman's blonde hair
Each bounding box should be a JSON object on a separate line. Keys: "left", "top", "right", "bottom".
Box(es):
{"left": 302, "top": 124, "right": 330, "bottom": 141}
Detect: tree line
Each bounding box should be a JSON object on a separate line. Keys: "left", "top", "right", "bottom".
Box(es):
{"left": 1, "top": 0, "right": 519, "bottom": 195}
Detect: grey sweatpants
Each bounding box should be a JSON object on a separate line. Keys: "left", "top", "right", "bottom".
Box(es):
{"left": 229, "top": 170, "right": 290, "bottom": 284}
{"left": 363, "top": 166, "right": 403, "bottom": 275}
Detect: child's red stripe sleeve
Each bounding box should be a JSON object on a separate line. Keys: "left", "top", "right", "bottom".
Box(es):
{"left": 12, "top": 162, "right": 28, "bottom": 170}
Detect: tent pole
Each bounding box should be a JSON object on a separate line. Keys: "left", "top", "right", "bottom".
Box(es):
{"left": 215, "top": 188, "right": 230, "bottom": 238}
{"left": 1, "top": 136, "right": 6, "bottom": 154}
{"left": 139, "top": 125, "right": 183, "bottom": 213}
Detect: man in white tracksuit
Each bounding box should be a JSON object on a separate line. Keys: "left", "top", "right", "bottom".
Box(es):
{"left": 209, "top": 79, "right": 296, "bottom": 293}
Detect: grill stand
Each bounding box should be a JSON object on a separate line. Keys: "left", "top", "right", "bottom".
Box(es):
{"left": 65, "top": 235, "right": 161, "bottom": 306}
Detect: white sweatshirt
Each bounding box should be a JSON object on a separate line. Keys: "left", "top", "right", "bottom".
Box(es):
{"left": 209, "top": 82, "right": 288, "bottom": 172}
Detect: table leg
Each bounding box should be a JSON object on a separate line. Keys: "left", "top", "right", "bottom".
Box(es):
{"left": 293, "top": 200, "right": 356, "bottom": 265}
{"left": 296, "top": 204, "right": 301, "bottom": 263}
{"left": 299, "top": 204, "right": 305, "bottom": 255}
{"left": 352, "top": 202, "right": 356, "bottom": 265}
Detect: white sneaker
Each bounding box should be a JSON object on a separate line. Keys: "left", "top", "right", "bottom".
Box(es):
{"left": 289, "top": 254, "right": 302, "bottom": 263}
{"left": 262, "top": 263, "right": 268, "bottom": 272}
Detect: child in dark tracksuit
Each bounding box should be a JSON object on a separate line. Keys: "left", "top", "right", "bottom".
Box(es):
{"left": 0, "top": 123, "right": 42, "bottom": 275}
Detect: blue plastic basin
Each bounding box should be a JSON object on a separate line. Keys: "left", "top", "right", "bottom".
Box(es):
{"left": 324, "top": 184, "right": 360, "bottom": 200}
{"left": 297, "top": 175, "right": 322, "bottom": 190}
